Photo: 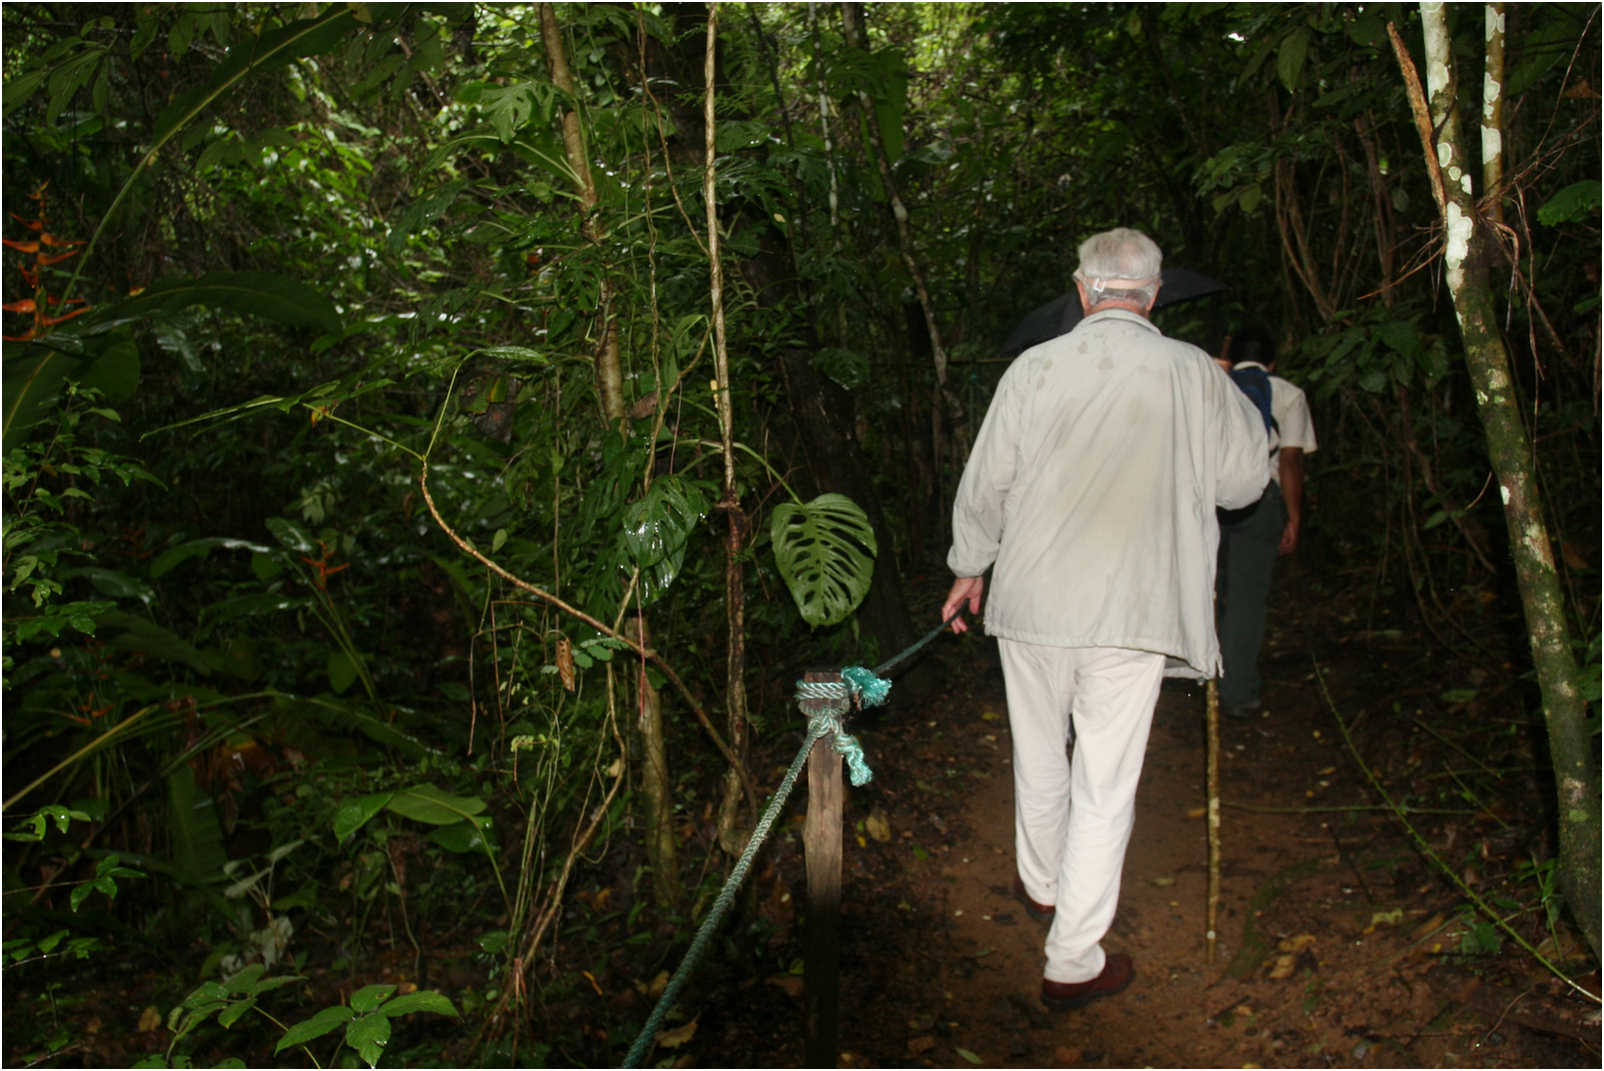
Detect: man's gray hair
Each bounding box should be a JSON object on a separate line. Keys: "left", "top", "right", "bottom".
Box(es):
{"left": 1074, "top": 228, "right": 1162, "bottom": 307}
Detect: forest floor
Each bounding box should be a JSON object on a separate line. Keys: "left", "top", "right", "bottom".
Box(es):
{"left": 8, "top": 572, "right": 1601, "bottom": 1069}
{"left": 615, "top": 571, "right": 1602, "bottom": 1069}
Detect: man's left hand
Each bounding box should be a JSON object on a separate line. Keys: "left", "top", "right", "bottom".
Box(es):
{"left": 942, "top": 575, "right": 985, "bottom": 633}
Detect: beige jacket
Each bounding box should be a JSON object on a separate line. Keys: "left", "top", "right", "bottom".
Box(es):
{"left": 948, "top": 308, "right": 1268, "bottom": 676}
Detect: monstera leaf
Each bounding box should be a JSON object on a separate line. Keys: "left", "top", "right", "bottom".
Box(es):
{"left": 619, "top": 476, "right": 709, "bottom": 606}
{"left": 770, "top": 493, "right": 877, "bottom": 627}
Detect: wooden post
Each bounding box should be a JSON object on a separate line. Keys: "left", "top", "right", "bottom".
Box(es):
{"left": 800, "top": 671, "right": 842, "bottom": 1068}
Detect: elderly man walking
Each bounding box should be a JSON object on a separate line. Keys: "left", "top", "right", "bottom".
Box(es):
{"left": 942, "top": 228, "right": 1267, "bottom": 1010}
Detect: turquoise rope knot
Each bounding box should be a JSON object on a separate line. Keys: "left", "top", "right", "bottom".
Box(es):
{"left": 792, "top": 667, "right": 891, "bottom": 788}
{"left": 842, "top": 665, "right": 892, "bottom": 707}
{"left": 816, "top": 712, "right": 873, "bottom": 787}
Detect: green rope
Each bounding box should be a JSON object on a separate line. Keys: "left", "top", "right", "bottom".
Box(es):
{"left": 624, "top": 622, "right": 947, "bottom": 1067}
{"left": 624, "top": 716, "right": 828, "bottom": 1068}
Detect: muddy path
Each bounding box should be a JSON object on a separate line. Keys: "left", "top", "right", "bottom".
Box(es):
{"left": 666, "top": 584, "right": 1600, "bottom": 1069}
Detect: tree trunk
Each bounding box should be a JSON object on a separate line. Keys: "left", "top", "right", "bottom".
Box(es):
{"left": 541, "top": 1, "right": 678, "bottom": 903}
{"left": 702, "top": 5, "right": 756, "bottom": 856}
{"left": 633, "top": 615, "right": 679, "bottom": 909}
{"left": 839, "top": 3, "right": 968, "bottom": 497}
{"left": 540, "top": 2, "right": 626, "bottom": 422}
{"left": 1406, "top": 2, "right": 1599, "bottom": 959}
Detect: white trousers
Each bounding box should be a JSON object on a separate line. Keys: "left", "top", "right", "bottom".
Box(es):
{"left": 998, "top": 640, "right": 1164, "bottom": 984}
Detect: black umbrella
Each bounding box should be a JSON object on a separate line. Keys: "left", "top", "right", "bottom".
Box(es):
{"left": 1000, "top": 267, "right": 1228, "bottom": 357}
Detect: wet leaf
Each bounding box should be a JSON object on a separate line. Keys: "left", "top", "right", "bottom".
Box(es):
{"left": 657, "top": 1016, "right": 698, "bottom": 1048}
{"left": 770, "top": 493, "right": 877, "bottom": 627}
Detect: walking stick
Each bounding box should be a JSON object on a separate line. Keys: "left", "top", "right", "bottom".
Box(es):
{"left": 1205, "top": 675, "right": 1222, "bottom": 963}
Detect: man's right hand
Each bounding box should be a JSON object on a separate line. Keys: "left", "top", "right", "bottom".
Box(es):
{"left": 942, "top": 575, "right": 985, "bottom": 634}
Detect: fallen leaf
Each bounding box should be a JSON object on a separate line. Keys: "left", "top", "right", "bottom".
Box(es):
{"left": 956, "top": 1047, "right": 983, "bottom": 1064}
{"left": 1411, "top": 912, "right": 1449, "bottom": 941}
{"left": 648, "top": 970, "right": 670, "bottom": 998}
{"left": 657, "top": 1017, "right": 698, "bottom": 1049}
{"left": 1185, "top": 805, "right": 1206, "bottom": 819}
{"left": 137, "top": 1006, "right": 162, "bottom": 1032}
{"left": 765, "top": 974, "right": 804, "bottom": 999}
{"left": 1150, "top": 875, "right": 1176, "bottom": 887}
{"left": 865, "top": 808, "right": 892, "bottom": 842}
{"left": 1278, "top": 934, "right": 1317, "bottom": 953}
{"left": 907, "top": 1036, "right": 936, "bottom": 1055}
{"left": 1365, "top": 908, "right": 1404, "bottom": 933}
{"left": 1268, "top": 954, "right": 1297, "bottom": 980}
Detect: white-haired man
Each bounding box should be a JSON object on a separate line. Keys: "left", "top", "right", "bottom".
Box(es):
{"left": 942, "top": 227, "right": 1267, "bottom": 1009}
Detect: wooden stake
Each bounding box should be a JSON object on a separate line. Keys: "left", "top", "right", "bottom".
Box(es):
{"left": 800, "top": 671, "right": 843, "bottom": 1067}
{"left": 1206, "top": 676, "right": 1222, "bottom": 964}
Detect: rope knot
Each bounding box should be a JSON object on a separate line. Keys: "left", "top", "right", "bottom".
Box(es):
{"left": 792, "top": 666, "right": 890, "bottom": 788}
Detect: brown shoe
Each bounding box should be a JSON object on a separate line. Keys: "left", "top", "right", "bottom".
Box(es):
{"left": 1041, "top": 953, "right": 1134, "bottom": 1011}
{"left": 1012, "top": 875, "right": 1054, "bottom": 923}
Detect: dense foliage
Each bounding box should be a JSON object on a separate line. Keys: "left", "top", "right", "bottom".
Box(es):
{"left": 2, "top": 3, "right": 1597, "bottom": 1065}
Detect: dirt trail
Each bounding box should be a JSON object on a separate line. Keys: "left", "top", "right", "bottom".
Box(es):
{"left": 705, "top": 627, "right": 1598, "bottom": 1069}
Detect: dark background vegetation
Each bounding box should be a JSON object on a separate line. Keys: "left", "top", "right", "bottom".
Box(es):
{"left": 2, "top": 3, "right": 1597, "bottom": 1066}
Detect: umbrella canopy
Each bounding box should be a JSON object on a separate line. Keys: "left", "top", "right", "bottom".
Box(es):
{"left": 1000, "top": 267, "right": 1228, "bottom": 357}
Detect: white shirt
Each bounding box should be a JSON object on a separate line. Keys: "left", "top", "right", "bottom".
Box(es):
{"left": 1233, "top": 361, "right": 1318, "bottom": 485}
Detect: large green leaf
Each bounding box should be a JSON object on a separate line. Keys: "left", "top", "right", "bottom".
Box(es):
{"left": 619, "top": 477, "right": 709, "bottom": 605}
{"left": 102, "top": 272, "right": 341, "bottom": 336}
{"left": 345, "top": 1011, "right": 391, "bottom": 1068}
{"left": 149, "top": 537, "right": 272, "bottom": 580}
{"left": 275, "top": 1005, "right": 355, "bottom": 1053}
{"left": 384, "top": 784, "right": 486, "bottom": 826}
{"left": 167, "top": 765, "right": 228, "bottom": 885}
{"left": 332, "top": 791, "right": 394, "bottom": 843}
{"left": 1538, "top": 181, "right": 1601, "bottom": 227}
{"left": 770, "top": 493, "right": 877, "bottom": 628}
{"left": 3, "top": 338, "right": 86, "bottom": 453}
{"left": 97, "top": 608, "right": 218, "bottom": 674}
{"left": 378, "top": 990, "right": 458, "bottom": 1018}
{"left": 151, "top": 12, "right": 357, "bottom": 153}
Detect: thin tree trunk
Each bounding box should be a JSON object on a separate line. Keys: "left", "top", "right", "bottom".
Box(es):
{"left": 541, "top": 2, "right": 678, "bottom": 902}
{"left": 634, "top": 614, "right": 678, "bottom": 909}
{"left": 1405, "top": 3, "right": 1599, "bottom": 960}
{"left": 1482, "top": 4, "right": 1507, "bottom": 229}
{"left": 839, "top": 3, "right": 967, "bottom": 485}
{"left": 703, "top": 5, "right": 755, "bottom": 854}
{"left": 540, "top": 2, "right": 625, "bottom": 422}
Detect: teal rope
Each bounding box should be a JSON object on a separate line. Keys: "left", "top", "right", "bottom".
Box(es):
{"left": 623, "top": 623, "right": 947, "bottom": 1066}
{"left": 872, "top": 608, "right": 963, "bottom": 677}
{"left": 624, "top": 715, "right": 831, "bottom": 1068}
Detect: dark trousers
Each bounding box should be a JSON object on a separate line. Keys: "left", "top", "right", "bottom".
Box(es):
{"left": 1217, "top": 481, "right": 1285, "bottom": 710}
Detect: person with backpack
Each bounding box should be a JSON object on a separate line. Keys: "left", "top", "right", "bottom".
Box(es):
{"left": 1216, "top": 326, "right": 1319, "bottom": 720}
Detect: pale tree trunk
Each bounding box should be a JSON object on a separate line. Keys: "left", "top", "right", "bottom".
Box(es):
{"left": 1404, "top": 3, "right": 1599, "bottom": 959}
{"left": 702, "top": 4, "right": 756, "bottom": 856}
{"left": 540, "top": 3, "right": 678, "bottom": 903}
{"left": 1481, "top": 4, "right": 1506, "bottom": 229}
